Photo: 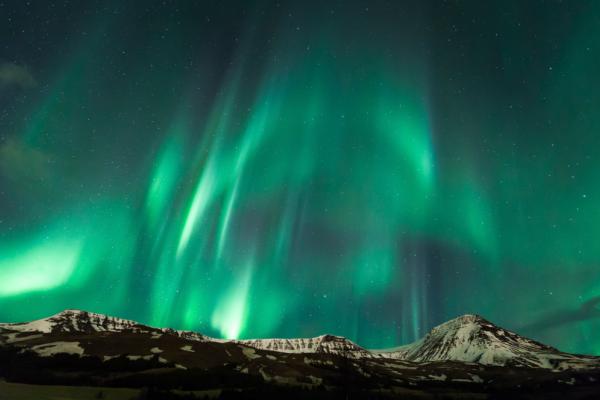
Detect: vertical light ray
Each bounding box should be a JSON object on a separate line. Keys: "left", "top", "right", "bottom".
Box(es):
{"left": 177, "top": 76, "right": 283, "bottom": 257}
{"left": 177, "top": 158, "right": 217, "bottom": 256}
{"left": 145, "top": 130, "right": 184, "bottom": 230}
{"left": 210, "top": 261, "right": 253, "bottom": 339}
{"left": 376, "top": 84, "right": 436, "bottom": 199}
{"left": 216, "top": 176, "right": 241, "bottom": 260}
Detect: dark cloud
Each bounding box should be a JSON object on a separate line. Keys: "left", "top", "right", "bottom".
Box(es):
{"left": 520, "top": 296, "right": 600, "bottom": 334}
{"left": 0, "top": 138, "right": 54, "bottom": 184}
{"left": 0, "top": 62, "right": 36, "bottom": 89}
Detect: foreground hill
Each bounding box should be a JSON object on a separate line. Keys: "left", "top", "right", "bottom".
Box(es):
{"left": 1, "top": 310, "right": 599, "bottom": 399}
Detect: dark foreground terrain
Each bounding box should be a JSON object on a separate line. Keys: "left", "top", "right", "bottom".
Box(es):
{"left": 1, "top": 310, "right": 599, "bottom": 399}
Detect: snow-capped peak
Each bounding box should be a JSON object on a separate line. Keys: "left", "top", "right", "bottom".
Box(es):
{"left": 0, "top": 309, "right": 144, "bottom": 334}
{"left": 378, "top": 314, "right": 596, "bottom": 369}
{"left": 0, "top": 310, "right": 206, "bottom": 341}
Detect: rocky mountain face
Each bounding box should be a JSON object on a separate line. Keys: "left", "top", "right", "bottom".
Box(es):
{"left": 238, "top": 334, "right": 373, "bottom": 359}
{"left": 1, "top": 310, "right": 600, "bottom": 399}
{"left": 1, "top": 309, "right": 145, "bottom": 334}
{"left": 374, "top": 314, "right": 599, "bottom": 370}
{"left": 234, "top": 313, "right": 599, "bottom": 370}
{"left": 0, "top": 309, "right": 206, "bottom": 341}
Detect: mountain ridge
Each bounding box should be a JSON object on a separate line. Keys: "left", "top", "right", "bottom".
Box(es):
{"left": 2, "top": 309, "right": 600, "bottom": 398}
{"left": 1, "top": 309, "right": 599, "bottom": 370}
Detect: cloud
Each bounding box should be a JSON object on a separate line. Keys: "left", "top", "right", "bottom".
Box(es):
{"left": 0, "top": 137, "right": 54, "bottom": 184}
{"left": 0, "top": 62, "right": 36, "bottom": 89}
{"left": 520, "top": 295, "right": 600, "bottom": 334}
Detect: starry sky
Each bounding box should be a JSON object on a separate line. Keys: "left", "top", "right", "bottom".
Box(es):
{"left": 1, "top": 0, "right": 600, "bottom": 354}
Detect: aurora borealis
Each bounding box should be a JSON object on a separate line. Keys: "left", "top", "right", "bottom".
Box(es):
{"left": 1, "top": 0, "right": 600, "bottom": 354}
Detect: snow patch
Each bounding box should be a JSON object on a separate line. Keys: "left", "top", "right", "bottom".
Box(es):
{"left": 428, "top": 374, "right": 447, "bottom": 381}
{"left": 2, "top": 318, "right": 54, "bottom": 333}
{"left": 127, "top": 354, "right": 154, "bottom": 361}
{"left": 3, "top": 333, "right": 43, "bottom": 343}
{"left": 242, "top": 347, "right": 261, "bottom": 360}
{"left": 31, "top": 341, "right": 84, "bottom": 357}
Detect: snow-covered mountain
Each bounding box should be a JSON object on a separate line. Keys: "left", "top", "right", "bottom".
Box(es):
{"left": 0, "top": 310, "right": 371, "bottom": 358}
{"left": 0, "top": 309, "right": 142, "bottom": 334}
{"left": 2, "top": 309, "right": 600, "bottom": 398}
{"left": 1, "top": 310, "right": 598, "bottom": 371}
{"left": 0, "top": 309, "right": 206, "bottom": 342}
{"left": 238, "top": 334, "right": 373, "bottom": 359}
{"left": 374, "top": 314, "right": 598, "bottom": 370}
{"left": 4, "top": 311, "right": 410, "bottom": 393}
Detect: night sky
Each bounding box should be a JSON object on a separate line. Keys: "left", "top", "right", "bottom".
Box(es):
{"left": 1, "top": 0, "right": 600, "bottom": 354}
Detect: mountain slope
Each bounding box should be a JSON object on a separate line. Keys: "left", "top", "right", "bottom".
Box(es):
{"left": 1, "top": 310, "right": 600, "bottom": 398}
{"left": 238, "top": 334, "right": 373, "bottom": 359}
{"left": 2, "top": 310, "right": 599, "bottom": 370}
{"left": 0, "top": 309, "right": 206, "bottom": 342}
{"left": 375, "top": 314, "right": 598, "bottom": 370}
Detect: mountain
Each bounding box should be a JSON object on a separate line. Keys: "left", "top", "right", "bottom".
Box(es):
{"left": 0, "top": 310, "right": 372, "bottom": 360}
{"left": 1, "top": 309, "right": 144, "bottom": 334}
{"left": 1, "top": 310, "right": 600, "bottom": 399}
{"left": 374, "top": 314, "right": 599, "bottom": 370}
{"left": 0, "top": 309, "right": 206, "bottom": 341}
{"left": 238, "top": 334, "right": 373, "bottom": 359}
{"left": 2, "top": 310, "right": 599, "bottom": 369}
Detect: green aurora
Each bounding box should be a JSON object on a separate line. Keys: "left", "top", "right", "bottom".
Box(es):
{"left": 1, "top": 1, "right": 600, "bottom": 354}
